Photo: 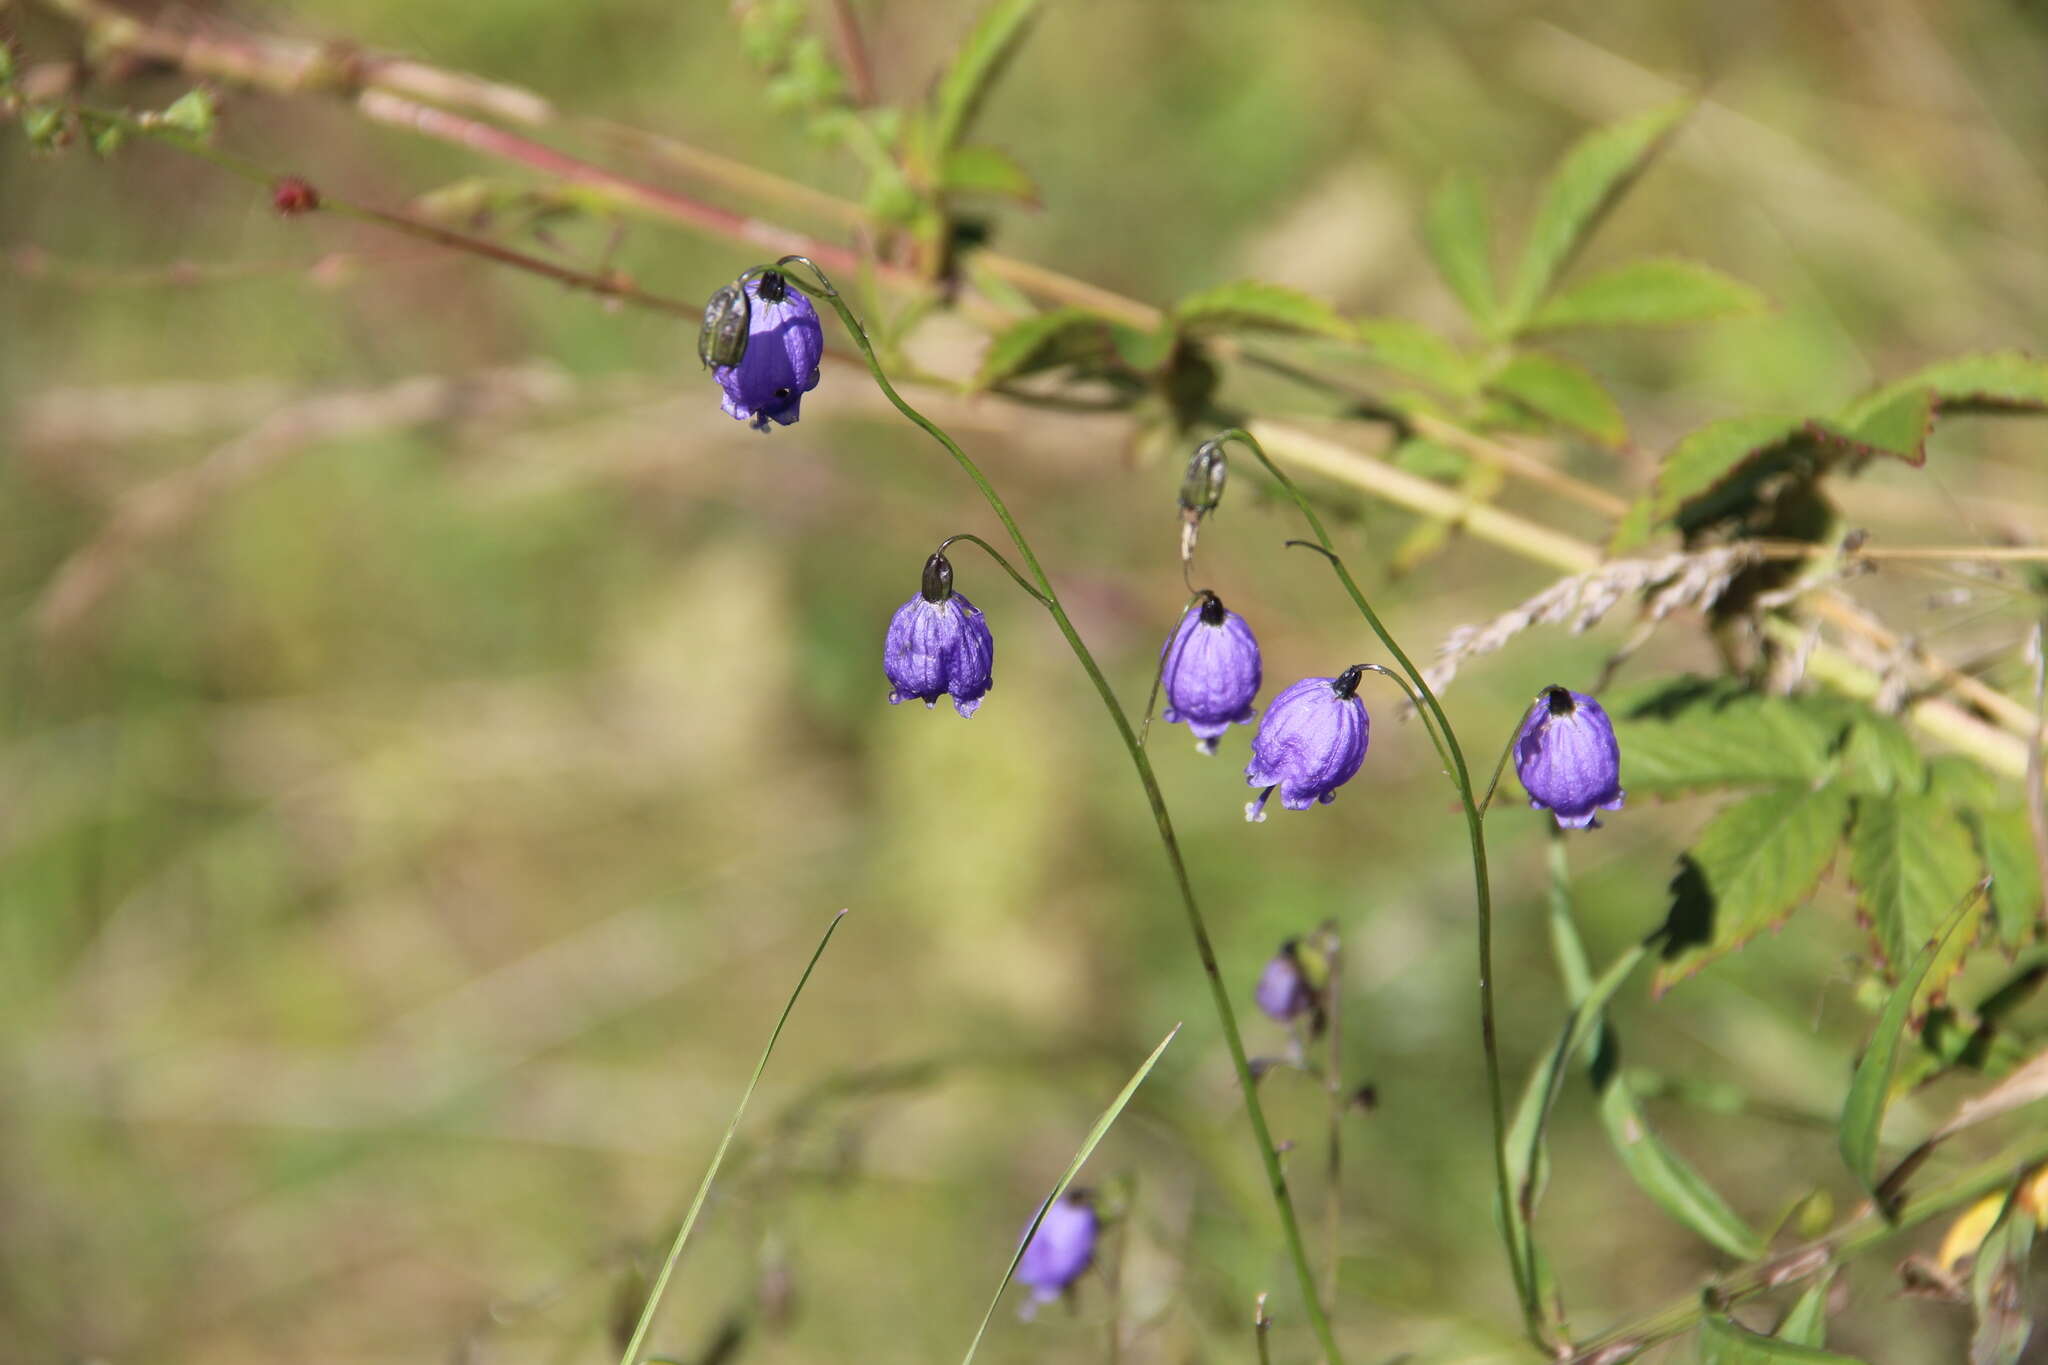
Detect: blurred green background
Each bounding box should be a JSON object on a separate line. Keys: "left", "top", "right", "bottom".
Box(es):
{"left": 4, "top": 2, "right": 2047, "bottom": 1361}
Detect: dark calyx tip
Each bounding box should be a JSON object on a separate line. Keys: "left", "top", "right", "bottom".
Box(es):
{"left": 755, "top": 269, "right": 788, "bottom": 303}
{"left": 1331, "top": 665, "right": 1365, "bottom": 700}
{"left": 1198, "top": 592, "right": 1227, "bottom": 626}
{"left": 920, "top": 552, "right": 955, "bottom": 603}
{"left": 1544, "top": 685, "right": 1576, "bottom": 716}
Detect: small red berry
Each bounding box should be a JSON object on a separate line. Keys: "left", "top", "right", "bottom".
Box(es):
{"left": 272, "top": 176, "right": 320, "bottom": 217}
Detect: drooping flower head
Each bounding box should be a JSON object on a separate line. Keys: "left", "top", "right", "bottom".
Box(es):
{"left": 1016, "top": 1192, "right": 1097, "bottom": 1305}
{"left": 1244, "top": 666, "right": 1370, "bottom": 822}
{"left": 702, "top": 270, "right": 823, "bottom": 430}
{"left": 1159, "top": 592, "right": 1261, "bottom": 754}
{"left": 1514, "top": 685, "right": 1624, "bottom": 829}
{"left": 1255, "top": 938, "right": 1320, "bottom": 1025}
{"left": 884, "top": 550, "right": 995, "bottom": 717}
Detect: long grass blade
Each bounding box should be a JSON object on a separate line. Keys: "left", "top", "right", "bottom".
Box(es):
{"left": 959, "top": 1023, "right": 1181, "bottom": 1365}
{"left": 616, "top": 908, "right": 851, "bottom": 1365}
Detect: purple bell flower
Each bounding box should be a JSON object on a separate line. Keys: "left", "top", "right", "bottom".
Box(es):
{"left": 1159, "top": 592, "right": 1262, "bottom": 754}
{"left": 710, "top": 271, "right": 823, "bottom": 430}
{"left": 1016, "top": 1192, "right": 1097, "bottom": 1305}
{"left": 1255, "top": 939, "right": 1318, "bottom": 1024}
{"left": 1514, "top": 685, "right": 1625, "bottom": 829}
{"left": 884, "top": 551, "right": 995, "bottom": 717}
{"left": 1244, "top": 666, "right": 1371, "bottom": 822}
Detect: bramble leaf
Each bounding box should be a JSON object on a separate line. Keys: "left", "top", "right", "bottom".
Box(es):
{"left": 1507, "top": 99, "right": 1690, "bottom": 321}
{"left": 1525, "top": 258, "right": 1765, "bottom": 333}
{"left": 1653, "top": 414, "right": 1810, "bottom": 520}
{"left": 940, "top": 144, "right": 1039, "bottom": 203}
{"left": 1488, "top": 351, "right": 1626, "bottom": 445}
{"left": 1849, "top": 792, "right": 1985, "bottom": 971}
{"left": 1818, "top": 386, "right": 1935, "bottom": 465}
{"left": 1608, "top": 678, "right": 1843, "bottom": 794}
{"left": 1971, "top": 807, "right": 2045, "bottom": 949}
{"left": 1840, "top": 714, "right": 1927, "bottom": 797}
{"left": 929, "top": 0, "right": 1042, "bottom": 156}
{"left": 1864, "top": 352, "right": 2048, "bottom": 418}
{"left": 974, "top": 308, "right": 1111, "bottom": 388}
{"left": 1173, "top": 280, "right": 1351, "bottom": 339}
{"left": 1424, "top": 171, "right": 1497, "bottom": 326}
{"left": 1655, "top": 782, "right": 1852, "bottom": 991}
{"left": 1355, "top": 318, "right": 1475, "bottom": 393}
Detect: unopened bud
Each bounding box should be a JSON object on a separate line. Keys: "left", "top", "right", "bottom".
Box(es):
{"left": 698, "top": 280, "right": 752, "bottom": 369}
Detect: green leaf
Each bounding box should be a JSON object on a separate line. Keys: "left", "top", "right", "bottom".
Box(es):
{"left": 1776, "top": 1274, "right": 1835, "bottom": 1349}
{"left": 959, "top": 1024, "right": 1179, "bottom": 1365}
{"left": 614, "top": 910, "right": 848, "bottom": 1365}
{"left": 928, "top": 0, "right": 1042, "bottom": 155}
{"left": 974, "top": 307, "right": 1112, "bottom": 388}
{"left": 1699, "top": 1310, "right": 1869, "bottom": 1363}
{"left": 1607, "top": 495, "right": 1659, "bottom": 554}
{"left": 1424, "top": 171, "right": 1497, "bottom": 326}
{"left": 1849, "top": 793, "right": 1985, "bottom": 970}
{"left": 1488, "top": 351, "right": 1626, "bottom": 445}
{"left": 1819, "top": 386, "right": 1935, "bottom": 465}
{"left": 1525, "top": 258, "right": 1766, "bottom": 333}
{"left": 1971, "top": 1196, "right": 2037, "bottom": 1365}
{"left": 1656, "top": 783, "right": 1853, "bottom": 991}
{"left": 1973, "top": 807, "right": 2046, "bottom": 948}
{"left": 1838, "top": 883, "right": 1988, "bottom": 1192}
{"left": 1355, "top": 318, "right": 1475, "bottom": 393}
{"left": 939, "top": 144, "right": 1039, "bottom": 203}
{"left": 1507, "top": 99, "right": 1691, "bottom": 321}
{"left": 1866, "top": 352, "right": 2048, "bottom": 419}
{"left": 1391, "top": 436, "right": 1470, "bottom": 481}
{"left": 1107, "top": 322, "right": 1175, "bottom": 373}
{"left": 1599, "top": 1071, "right": 1766, "bottom": 1260}
{"left": 1652, "top": 414, "right": 1809, "bottom": 521}
{"left": 1840, "top": 714, "right": 1927, "bottom": 797}
{"left": 1172, "top": 280, "right": 1351, "bottom": 339}
{"left": 158, "top": 89, "right": 219, "bottom": 139}
{"left": 1608, "top": 679, "right": 1843, "bottom": 795}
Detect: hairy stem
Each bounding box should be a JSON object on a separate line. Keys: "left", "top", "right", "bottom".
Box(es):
{"left": 776, "top": 265, "right": 1344, "bottom": 1363}
{"left": 1213, "top": 428, "right": 1543, "bottom": 1348}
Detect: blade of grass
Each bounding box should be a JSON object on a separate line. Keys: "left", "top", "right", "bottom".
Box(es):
{"left": 960, "top": 1023, "right": 1181, "bottom": 1365}
{"left": 616, "top": 908, "right": 851, "bottom": 1365}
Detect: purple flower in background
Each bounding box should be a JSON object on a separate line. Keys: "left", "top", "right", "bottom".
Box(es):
{"left": 1159, "top": 592, "right": 1262, "bottom": 753}
{"left": 1514, "top": 685, "right": 1625, "bottom": 829}
{"left": 1255, "top": 939, "right": 1318, "bottom": 1024}
{"left": 1016, "top": 1193, "right": 1097, "bottom": 1305}
{"left": 709, "top": 271, "right": 823, "bottom": 430}
{"left": 1244, "top": 666, "right": 1371, "bottom": 821}
{"left": 884, "top": 551, "right": 995, "bottom": 717}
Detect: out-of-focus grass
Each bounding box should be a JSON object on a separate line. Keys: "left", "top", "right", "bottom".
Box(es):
{"left": 4, "top": 3, "right": 2047, "bottom": 1362}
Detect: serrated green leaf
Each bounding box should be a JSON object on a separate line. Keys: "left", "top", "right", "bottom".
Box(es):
{"left": 1608, "top": 495, "right": 1659, "bottom": 554}
{"left": 1488, "top": 350, "right": 1626, "bottom": 445}
{"left": 974, "top": 307, "right": 1112, "bottom": 388}
{"left": 1525, "top": 258, "right": 1765, "bottom": 333}
{"left": 928, "top": 0, "right": 1041, "bottom": 155}
{"left": 1609, "top": 678, "right": 1844, "bottom": 794}
{"left": 1507, "top": 99, "right": 1690, "bottom": 321}
{"left": 1699, "top": 1310, "right": 1869, "bottom": 1363}
{"left": 1850, "top": 793, "right": 1985, "bottom": 970}
{"left": 1865, "top": 352, "right": 2048, "bottom": 419}
{"left": 159, "top": 88, "right": 219, "bottom": 138}
{"left": 1425, "top": 171, "right": 1497, "bottom": 326}
{"left": 1172, "top": 280, "right": 1350, "bottom": 339}
{"left": 1841, "top": 714, "right": 1927, "bottom": 797}
{"left": 1106, "top": 322, "right": 1174, "bottom": 373}
{"left": 1929, "top": 755, "right": 2002, "bottom": 811}
{"left": 959, "top": 1024, "right": 1178, "bottom": 1365}
{"left": 1653, "top": 414, "right": 1810, "bottom": 521}
{"left": 1839, "top": 883, "right": 1987, "bottom": 1192}
{"left": 1776, "top": 1274, "right": 1835, "bottom": 1349}
{"left": 1973, "top": 807, "right": 2045, "bottom": 949}
{"left": 1656, "top": 783, "right": 1853, "bottom": 991}
{"left": 1818, "top": 386, "right": 1934, "bottom": 465}
{"left": 1355, "top": 318, "right": 1475, "bottom": 393}
{"left": 939, "top": 143, "right": 1038, "bottom": 203}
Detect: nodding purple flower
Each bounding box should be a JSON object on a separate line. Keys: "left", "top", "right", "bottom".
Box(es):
{"left": 1515, "top": 685, "right": 1624, "bottom": 829}
{"left": 1016, "top": 1193, "right": 1097, "bottom": 1306}
{"left": 1244, "top": 667, "right": 1370, "bottom": 822}
{"left": 708, "top": 271, "right": 823, "bottom": 430}
{"left": 1255, "top": 939, "right": 1318, "bottom": 1025}
{"left": 1159, "top": 593, "right": 1262, "bottom": 754}
{"left": 884, "top": 551, "right": 995, "bottom": 717}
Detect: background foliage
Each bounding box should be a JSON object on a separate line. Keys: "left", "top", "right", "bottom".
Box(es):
{"left": 4, "top": 2, "right": 2048, "bottom": 1362}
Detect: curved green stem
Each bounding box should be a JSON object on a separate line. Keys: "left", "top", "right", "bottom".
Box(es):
{"left": 935, "top": 532, "right": 1053, "bottom": 608}
{"left": 775, "top": 265, "right": 1344, "bottom": 1363}
{"left": 1215, "top": 428, "right": 1542, "bottom": 1349}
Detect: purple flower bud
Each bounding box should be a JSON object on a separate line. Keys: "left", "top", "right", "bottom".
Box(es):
{"left": 1514, "top": 685, "right": 1625, "bottom": 829}
{"left": 1159, "top": 593, "right": 1262, "bottom": 754}
{"left": 1255, "top": 940, "right": 1317, "bottom": 1023}
{"left": 710, "top": 271, "right": 823, "bottom": 430}
{"left": 1016, "top": 1193, "right": 1097, "bottom": 1304}
{"left": 1244, "top": 667, "right": 1370, "bottom": 822}
{"left": 884, "top": 552, "right": 995, "bottom": 717}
